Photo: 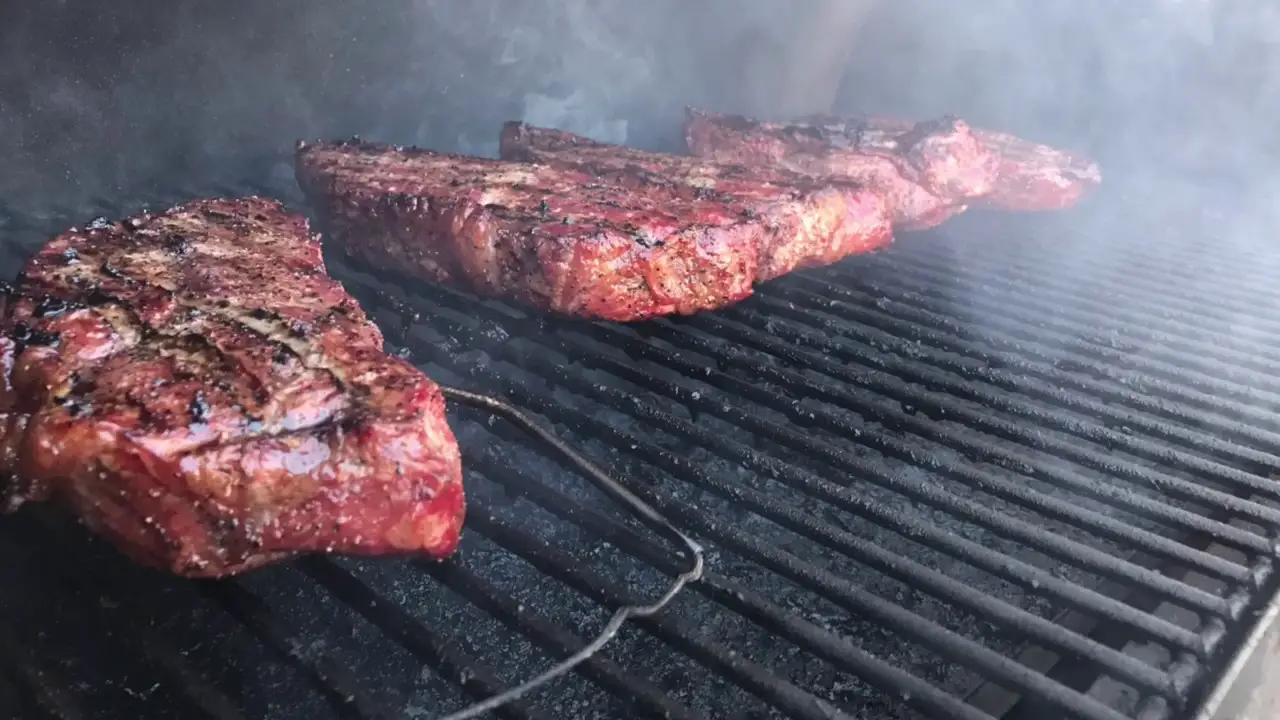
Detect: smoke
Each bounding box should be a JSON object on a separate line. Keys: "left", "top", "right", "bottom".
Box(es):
{"left": 821, "top": 0, "right": 1280, "bottom": 349}
{"left": 1, "top": 0, "right": 1278, "bottom": 237}
{"left": 410, "top": 0, "right": 662, "bottom": 150}
{"left": 2, "top": 0, "right": 1280, "bottom": 698}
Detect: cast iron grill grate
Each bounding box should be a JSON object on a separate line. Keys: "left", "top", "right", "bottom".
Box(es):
{"left": 0, "top": 166, "right": 1277, "bottom": 720}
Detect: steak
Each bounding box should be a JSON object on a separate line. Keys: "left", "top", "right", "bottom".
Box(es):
{"left": 295, "top": 137, "right": 893, "bottom": 322}
{"left": 0, "top": 197, "right": 464, "bottom": 578}
{"left": 683, "top": 107, "right": 1000, "bottom": 231}
{"left": 799, "top": 113, "right": 1103, "bottom": 212}
{"left": 962, "top": 127, "right": 1102, "bottom": 212}
{"left": 684, "top": 107, "right": 1101, "bottom": 218}
{"left": 500, "top": 120, "right": 831, "bottom": 189}
{"left": 498, "top": 121, "right": 894, "bottom": 275}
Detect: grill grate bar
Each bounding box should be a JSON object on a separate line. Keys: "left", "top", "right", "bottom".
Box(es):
{"left": 382, "top": 272, "right": 1246, "bottom": 603}
{"left": 1162, "top": 236, "right": 1280, "bottom": 273}
{"left": 1109, "top": 245, "right": 1280, "bottom": 317}
{"left": 5, "top": 185, "right": 1273, "bottom": 718}
{"left": 467, "top": 507, "right": 856, "bottom": 720}
{"left": 850, "top": 256, "right": 1280, "bottom": 428}
{"left": 556, "top": 318, "right": 1262, "bottom": 567}
{"left": 0, "top": 673, "right": 35, "bottom": 720}
{"left": 783, "top": 271, "right": 1280, "bottom": 468}
{"left": 26, "top": 513, "right": 250, "bottom": 720}
{"left": 587, "top": 356, "right": 1224, "bottom": 613}
{"left": 659, "top": 312, "right": 1280, "bottom": 528}
{"left": 470, "top": 467, "right": 1133, "bottom": 720}
{"left": 803, "top": 266, "right": 1280, "bottom": 449}
{"left": 947, "top": 229, "right": 1280, "bottom": 335}
{"left": 728, "top": 295, "right": 1280, "bottom": 485}
{"left": 463, "top": 448, "right": 995, "bottom": 720}
{"left": 473, "top": 360, "right": 1209, "bottom": 658}
{"left": 914, "top": 229, "right": 1280, "bottom": 344}
{"left": 0, "top": 629, "right": 75, "bottom": 720}
{"left": 294, "top": 558, "right": 547, "bottom": 720}
{"left": 344, "top": 261, "right": 1259, "bottom": 717}
{"left": 198, "top": 580, "right": 400, "bottom": 720}
{"left": 881, "top": 245, "right": 1280, "bottom": 386}
{"left": 416, "top": 557, "right": 702, "bottom": 720}
{"left": 464, "top": 373, "right": 1185, "bottom": 698}
{"left": 760, "top": 275, "right": 1280, "bottom": 474}
{"left": 414, "top": 273, "right": 1250, "bottom": 595}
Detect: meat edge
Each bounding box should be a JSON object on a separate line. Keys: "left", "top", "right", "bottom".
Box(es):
{"left": 0, "top": 354, "right": 465, "bottom": 579}
{"left": 294, "top": 153, "right": 766, "bottom": 323}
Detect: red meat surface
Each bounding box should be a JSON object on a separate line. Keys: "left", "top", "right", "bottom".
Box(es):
{"left": 685, "top": 107, "right": 1100, "bottom": 221}
{"left": 499, "top": 121, "right": 895, "bottom": 284}
{"left": 0, "top": 197, "right": 464, "bottom": 577}
{"left": 296, "top": 137, "right": 892, "bottom": 322}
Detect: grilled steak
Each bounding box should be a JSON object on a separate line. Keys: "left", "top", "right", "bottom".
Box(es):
{"left": 683, "top": 107, "right": 999, "bottom": 231}
{"left": 684, "top": 107, "right": 1100, "bottom": 218}
{"left": 962, "top": 127, "right": 1102, "bottom": 212}
{"left": 799, "top": 113, "right": 1103, "bottom": 213}
{"left": 498, "top": 121, "right": 894, "bottom": 278}
{"left": 501, "top": 120, "right": 828, "bottom": 189}
{"left": 0, "top": 198, "right": 464, "bottom": 578}
{"left": 295, "top": 137, "right": 892, "bottom": 322}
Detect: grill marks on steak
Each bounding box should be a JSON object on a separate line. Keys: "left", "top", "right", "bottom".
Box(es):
{"left": 295, "top": 137, "right": 892, "bottom": 322}
{"left": 0, "top": 197, "right": 464, "bottom": 577}
{"left": 498, "top": 122, "right": 893, "bottom": 284}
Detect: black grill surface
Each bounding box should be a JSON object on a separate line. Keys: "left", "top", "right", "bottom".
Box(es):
{"left": 1, "top": 168, "right": 1278, "bottom": 720}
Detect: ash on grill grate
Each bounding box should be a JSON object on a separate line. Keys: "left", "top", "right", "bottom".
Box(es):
{"left": 502, "top": 344, "right": 1031, "bottom": 678}
{"left": 2, "top": 178, "right": 1279, "bottom": 720}
{"left": 455, "top": 358, "right": 981, "bottom": 716}
{"left": 340, "top": 248, "right": 1255, "bottom": 717}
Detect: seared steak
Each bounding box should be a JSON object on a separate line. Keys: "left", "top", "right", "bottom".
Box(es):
{"left": 683, "top": 107, "right": 999, "bottom": 231}
{"left": 684, "top": 107, "right": 1100, "bottom": 219}
{"left": 0, "top": 197, "right": 464, "bottom": 578}
{"left": 295, "top": 138, "right": 892, "bottom": 322}
{"left": 799, "top": 113, "right": 1103, "bottom": 212}
{"left": 498, "top": 121, "right": 893, "bottom": 280}
{"left": 501, "top": 120, "right": 829, "bottom": 190}
{"left": 962, "top": 127, "right": 1102, "bottom": 212}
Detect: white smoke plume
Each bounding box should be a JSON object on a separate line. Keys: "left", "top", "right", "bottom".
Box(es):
{"left": 0, "top": 0, "right": 1276, "bottom": 235}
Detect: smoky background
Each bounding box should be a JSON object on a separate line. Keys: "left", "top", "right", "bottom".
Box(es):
{"left": 0, "top": 5, "right": 1277, "bottom": 715}
{"left": 0, "top": 0, "right": 1276, "bottom": 259}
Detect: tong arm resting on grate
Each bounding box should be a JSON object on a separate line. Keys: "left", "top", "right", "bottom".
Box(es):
{"left": 433, "top": 385, "right": 705, "bottom": 720}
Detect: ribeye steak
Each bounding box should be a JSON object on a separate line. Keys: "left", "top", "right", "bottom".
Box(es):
{"left": 0, "top": 197, "right": 464, "bottom": 578}
{"left": 962, "top": 126, "right": 1102, "bottom": 212}
{"left": 499, "top": 121, "right": 894, "bottom": 279}
{"left": 798, "top": 112, "right": 1104, "bottom": 212}
{"left": 684, "top": 107, "right": 1100, "bottom": 218}
{"left": 683, "top": 107, "right": 1000, "bottom": 231}
{"left": 296, "top": 137, "right": 892, "bottom": 322}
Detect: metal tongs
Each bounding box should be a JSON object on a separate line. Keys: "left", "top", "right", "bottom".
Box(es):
{"left": 432, "top": 385, "right": 704, "bottom": 720}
